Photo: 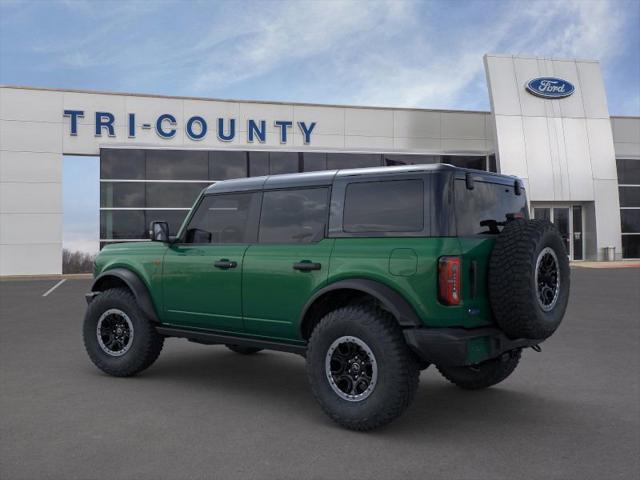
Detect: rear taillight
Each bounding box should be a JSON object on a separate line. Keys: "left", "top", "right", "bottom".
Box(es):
{"left": 438, "top": 256, "right": 461, "bottom": 305}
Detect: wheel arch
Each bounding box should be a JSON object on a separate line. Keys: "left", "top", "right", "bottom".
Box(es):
{"left": 91, "top": 268, "right": 159, "bottom": 323}
{"left": 299, "top": 278, "right": 423, "bottom": 340}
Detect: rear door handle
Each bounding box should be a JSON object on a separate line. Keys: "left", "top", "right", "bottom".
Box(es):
{"left": 214, "top": 259, "right": 237, "bottom": 269}
{"left": 293, "top": 261, "right": 321, "bottom": 272}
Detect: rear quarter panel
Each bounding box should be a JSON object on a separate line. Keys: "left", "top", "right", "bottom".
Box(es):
{"left": 328, "top": 237, "right": 494, "bottom": 328}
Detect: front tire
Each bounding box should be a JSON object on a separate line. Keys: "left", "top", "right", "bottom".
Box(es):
{"left": 436, "top": 349, "right": 521, "bottom": 390}
{"left": 83, "top": 288, "right": 164, "bottom": 377}
{"left": 306, "top": 305, "right": 419, "bottom": 431}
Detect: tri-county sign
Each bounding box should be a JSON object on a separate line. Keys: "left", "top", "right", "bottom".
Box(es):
{"left": 525, "top": 77, "right": 575, "bottom": 99}
{"left": 63, "top": 110, "right": 317, "bottom": 144}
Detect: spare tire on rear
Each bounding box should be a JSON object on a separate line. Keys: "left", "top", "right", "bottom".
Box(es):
{"left": 488, "top": 218, "right": 570, "bottom": 340}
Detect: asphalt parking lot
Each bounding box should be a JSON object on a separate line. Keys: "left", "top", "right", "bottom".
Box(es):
{"left": 1, "top": 268, "right": 639, "bottom": 480}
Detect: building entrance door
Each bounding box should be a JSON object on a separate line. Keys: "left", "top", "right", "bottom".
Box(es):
{"left": 532, "top": 204, "right": 584, "bottom": 260}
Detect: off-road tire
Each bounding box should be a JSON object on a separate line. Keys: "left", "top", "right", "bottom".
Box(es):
{"left": 225, "top": 344, "right": 262, "bottom": 355}
{"left": 306, "top": 305, "right": 420, "bottom": 431}
{"left": 83, "top": 288, "right": 164, "bottom": 377}
{"left": 489, "top": 219, "right": 570, "bottom": 340}
{"left": 437, "top": 349, "right": 521, "bottom": 390}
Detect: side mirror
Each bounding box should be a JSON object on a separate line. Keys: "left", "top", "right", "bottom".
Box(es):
{"left": 150, "top": 221, "right": 169, "bottom": 242}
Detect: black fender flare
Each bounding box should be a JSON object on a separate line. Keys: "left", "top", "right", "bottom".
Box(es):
{"left": 299, "top": 278, "right": 423, "bottom": 335}
{"left": 91, "top": 268, "right": 159, "bottom": 323}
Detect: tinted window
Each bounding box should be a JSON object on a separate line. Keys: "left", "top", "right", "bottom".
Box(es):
{"left": 184, "top": 193, "right": 259, "bottom": 244}
{"left": 100, "top": 210, "right": 146, "bottom": 239}
{"left": 343, "top": 180, "right": 424, "bottom": 233}
{"left": 209, "top": 151, "right": 247, "bottom": 180}
{"left": 617, "top": 159, "right": 640, "bottom": 184}
{"left": 622, "top": 235, "right": 640, "bottom": 258}
{"left": 146, "top": 150, "right": 208, "bottom": 180}
{"left": 100, "top": 149, "right": 145, "bottom": 179}
{"left": 619, "top": 187, "right": 640, "bottom": 207}
{"left": 269, "top": 152, "right": 299, "bottom": 174}
{"left": 259, "top": 188, "right": 329, "bottom": 243}
{"left": 327, "top": 153, "right": 382, "bottom": 170}
{"left": 455, "top": 180, "right": 528, "bottom": 235}
{"left": 443, "top": 155, "right": 486, "bottom": 171}
{"left": 303, "top": 152, "right": 327, "bottom": 172}
{"left": 100, "top": 182, "right": 145, "bottom": 208}
{"left": 146, "top": 182, "right": 209, "bottom": 208}
{"left": 249, "top": 152, "right": 269, "bottom": 177}
{"left": 621, "top": 210, "right": 640, "bottom": 233}
{"left": 384, "top": 154, "right": 439, "bottom": 166}
{"left": 146, "top": 210, "right": 189, "bottom": 237}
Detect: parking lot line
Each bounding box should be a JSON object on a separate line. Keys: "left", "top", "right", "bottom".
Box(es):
{"left": 42, "top": 279, "right": 66, "bottom": 297}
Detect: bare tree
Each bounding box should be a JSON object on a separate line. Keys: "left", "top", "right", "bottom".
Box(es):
{"left": 62, "top": 249, "right": 96, "bottom": 274}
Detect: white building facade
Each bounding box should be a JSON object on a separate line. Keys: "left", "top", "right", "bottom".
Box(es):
{"left": 1, "top": 54, "right": 639, "bottom": 275}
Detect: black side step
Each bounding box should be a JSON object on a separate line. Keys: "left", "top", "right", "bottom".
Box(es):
{"left": 156, "top": 326, "right": 307, "bottom": 355}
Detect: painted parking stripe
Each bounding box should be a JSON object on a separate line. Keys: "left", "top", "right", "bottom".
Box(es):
{"left": 42, "top": 279, "right": 66, "bottom": 297}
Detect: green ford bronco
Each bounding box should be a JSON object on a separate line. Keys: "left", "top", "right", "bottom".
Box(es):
{"left": 83, "top": 164, "right": 570, "bottom": 430}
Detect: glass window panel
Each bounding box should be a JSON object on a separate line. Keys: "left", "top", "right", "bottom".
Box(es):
{"left": 621, "top": 210, "right": 640, "bottom": 233}
{"left": 455, "top": 180, "right": 528, "bottom": 235}
{"left": 619, "top": 186, "right": 640, "bottom": 207}
{"left": 533, "top": 207, "right": 551, "bottom": 221}
{"left": 146, "top": 182, "right": 209, "bottom": 208}
{"left": 259, "top": 188, "right": 329, "bottom": 244}
{"left": 622, "top": 235, "right": 640, "bottom": 258}
{"left": 184, "top": 193, "right": 260, "bottom": 244}
{"left": 384, "top": 154, "right": 439, "bottom": 166}
{"left": 100, "top": 182, "right": 145, "bottom": 208}
{"left": 343, "top": 180, "right": 424, "bottom": 233}
{"left": 145, "top": 210, "right": 189, "bottom": 237}
{"left": 326, "top": 153, "right": 382, "bottom": 170}
{"left": 269, "top": 152, "right": 299, "bottom": 174}
{"left": 617, "top": 159, "right": 640, "bottom": 185}
{"left": 100, "top": 149, "right": 145, "bottom": 179}
{"left": 249, "top": 152, "right": 269, "bottom": 177}
{"left": 209, "top": 151, "right": 247, "bottom": 180}
{"left": 303, "top": 152, "right": 327, "bottom": 172}
{"left": 146, "top": 150, "right": 208, "bottom": 180}
{"left": 442, "top": 155, "right": 486, "bottom": 171}
{"left": 100, "top": 210, "right": 146, "bottom": 239}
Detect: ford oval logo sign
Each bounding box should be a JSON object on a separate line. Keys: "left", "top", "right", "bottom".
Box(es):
{"left": 526, "top": 77, "right": 575, "bottom": 99}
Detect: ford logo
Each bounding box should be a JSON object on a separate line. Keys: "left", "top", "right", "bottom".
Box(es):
{"left": 526, "top": 77, "right": 575, "bottom": 99}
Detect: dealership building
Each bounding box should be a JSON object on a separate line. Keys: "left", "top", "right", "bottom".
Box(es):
{"left": 1, "top": 53, "right": 639, "bottom": 275}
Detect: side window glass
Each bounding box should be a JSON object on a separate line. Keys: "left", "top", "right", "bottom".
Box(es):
{"left": 343, "top": 180, "right": 424, "bottom": 233}
{"left": 259, "top": 188, "right": 329, "bottom": 244}
{"left": 184, "top": 193, "right": 259, "bottom": 244}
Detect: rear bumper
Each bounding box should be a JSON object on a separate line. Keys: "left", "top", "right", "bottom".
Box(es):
{"left": 403, "top": 327, "right": 540, "bottom": 367}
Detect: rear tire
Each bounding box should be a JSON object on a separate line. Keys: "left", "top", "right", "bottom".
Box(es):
{"left": 83, "top": 288, "right": 164, "bottom": 377}
{"left": 437, "top": 349, "right": 521, "bottom": 390}
{"left": 306, "top": 304, "right": 419, "bottom": 431}
{"left": 225, "top": 344, "right": 262, "bottom": 355}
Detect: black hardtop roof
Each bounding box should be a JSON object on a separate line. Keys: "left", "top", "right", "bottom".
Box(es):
{"left": 204, "top": 163, "right": 520, "bottom": 194}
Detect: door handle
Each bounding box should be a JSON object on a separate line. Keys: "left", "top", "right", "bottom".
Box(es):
{"left": 214, "top": 259, "right": 237, "bottom": 269}
{"left": 293, "top": 261, "right": 321, "bottom": 272}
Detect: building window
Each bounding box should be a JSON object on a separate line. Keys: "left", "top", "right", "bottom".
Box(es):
{"left": 269, "top": 152, "right": 299, "bottom": 175}
{"left": 327, "top": 153, "right": 382, "bottom": 170}
{"left": 442, "top": 155, "right": 487, "bottom": 171}
{"left": 384, "top": 154, "right": 439, "bottom": 166}
{"left": 303, "top": 152, "right": 327, "bottom": 172}
{"left": 100, "top": 210, "right": 146, "bottom": 239}
{"left": 100, "top": 182, "right": 145, "bottom": 208}
{"left": 100, "top": 149, "right": 145, "bottom": 179}
{"left": 343, "top": 180, "right": 424, "bottom": 233}
{"left": 248, "top": 152, "right": 269, "bottom": 177}
{"left": 146, "top": 150, "right": 208, "bottom": 180}
{"left": 617, "top": 158, "right": 640, "bottom": 258}
{"left": 209, "top": 151, "right": 247, "bottom": 180}
{"left": 259, "top": 188, "right": 329, "bottom": 243}
{"left": 145, "top": 182, "right": 209, "bottom": 208}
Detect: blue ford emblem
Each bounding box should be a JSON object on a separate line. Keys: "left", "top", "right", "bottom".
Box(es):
{"left": 526, "top": 77, "right": 575, "bottom": 99}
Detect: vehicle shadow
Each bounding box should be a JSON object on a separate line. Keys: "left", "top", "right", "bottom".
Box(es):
{"left": 126, "top": 343, "right": 578, "bottom": 436}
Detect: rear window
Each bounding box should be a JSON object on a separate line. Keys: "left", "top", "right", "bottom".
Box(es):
{"left": 455, "top": 180, "right": 528, "bottom": 235}
{"left": 343, "top": 180, "right": 424, "bottom": 233}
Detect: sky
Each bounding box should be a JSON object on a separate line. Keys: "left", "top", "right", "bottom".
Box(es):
{"left": 1, "top": 0, "right": 639, "bottom": 253}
